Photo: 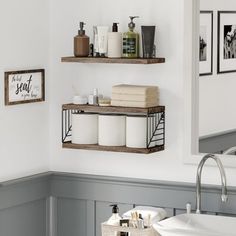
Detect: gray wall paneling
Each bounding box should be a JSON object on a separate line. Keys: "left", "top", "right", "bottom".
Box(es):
{"left": 0, "top": 199, "right": 46, "bottom": 236}
{"left": 0, "top": 173, "right": 50, "bottom": 236}
{"left": 50, "top": 173, "right": 236, "bottom": 236}
{"left": 0, "top": 172, "right": 236, "bottom": 236}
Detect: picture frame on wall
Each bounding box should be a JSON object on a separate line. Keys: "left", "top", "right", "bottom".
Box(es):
{"left": 4, "top": 69, "right": 45, "bottom": 106}
{"left": 217, "top": 11, "right": 236, "bottom": 74}
{"left": 199, "top": 11, "right": 213, "bottom": 76}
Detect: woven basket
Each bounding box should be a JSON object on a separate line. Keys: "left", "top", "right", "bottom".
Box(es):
{"left": 101, "top": 223, "right": 158, "bottom": 236}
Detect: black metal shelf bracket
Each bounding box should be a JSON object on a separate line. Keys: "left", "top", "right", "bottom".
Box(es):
{"left": 62, "top": 107, "right": 165, "bottom": 151}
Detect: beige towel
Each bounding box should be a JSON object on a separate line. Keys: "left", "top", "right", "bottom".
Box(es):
{"left": 112, "top": 93, "right": 158, "bottom": 102}
{"left": 111, "top": 100, "right": 159, "bottom": 108}
{"left": 112, "top": 84, "right": 159, "bottom": 96}
{"left": 122, "top": 206, "right": 167, "bottom": 225}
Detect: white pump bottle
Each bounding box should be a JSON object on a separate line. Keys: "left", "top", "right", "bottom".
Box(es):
{"left": 107, "top": 204, "right": 122, "bottom": 226}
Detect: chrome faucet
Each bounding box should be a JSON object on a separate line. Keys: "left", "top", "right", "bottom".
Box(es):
{"left": 196, "top": 154, "right": 228, "bottom": 214}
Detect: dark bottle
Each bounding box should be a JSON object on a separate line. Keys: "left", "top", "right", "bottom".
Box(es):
{"left": 74, "top": 22, "right": 89, "bottom": 57}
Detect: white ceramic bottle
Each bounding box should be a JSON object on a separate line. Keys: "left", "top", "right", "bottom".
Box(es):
{"left": 107, "top": 204, "right": 122, "bottom": 236}
{"left": 107, "top": 204, "right": 122, "bottom": 225}
{"left": 108, "top": 23, "right": 122, "bottom": 58}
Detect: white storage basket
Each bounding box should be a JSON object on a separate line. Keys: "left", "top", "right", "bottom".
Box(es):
{"left": 101, "top": 223, "right": 159, "bottom": 236}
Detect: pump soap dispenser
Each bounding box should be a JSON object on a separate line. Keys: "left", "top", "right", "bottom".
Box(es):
{"left": 107, "top": 204, "right": 122, "bottom": 236}
{"left": 107, "top": 204, "right": 122, "bottom": 226}
{"left": 108, "top": 23, "right": 122, "bottom": 58}
{"left": 74, "top": 22, "right": 89, "bottom": 57}
{"left": 122, "top": 16, "right": 139, "bottom": 58}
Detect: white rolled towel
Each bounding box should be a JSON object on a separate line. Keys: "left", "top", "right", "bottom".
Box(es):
{"left": 122, "top": 206, "right": 167, "bottom": 225}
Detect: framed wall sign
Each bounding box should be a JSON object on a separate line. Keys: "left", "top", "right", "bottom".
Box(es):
{"left": 217, "top": 11, "right": 236, "bottom": 74}
{"left": 5, "top": 69, "right": 45, "bottom": 105}
{"left": 199, "top": 11, "right": 213, "bottom": 76}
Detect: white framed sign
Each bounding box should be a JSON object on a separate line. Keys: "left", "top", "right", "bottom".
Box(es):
{"left": 4, "top": 69, "right": 45, "bottom": 105}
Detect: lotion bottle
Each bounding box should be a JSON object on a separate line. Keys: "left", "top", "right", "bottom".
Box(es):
{"left": 74, "top": 22, "right": 89, "bottom": 57}
{"left": 108, "top": 23, "right": 122, "bottom": 58}
{"left": 107, "top": 204, "right": 122, "bottom": 225}
{"left": 122, "top": 16, "right": 139, "bottom": 58}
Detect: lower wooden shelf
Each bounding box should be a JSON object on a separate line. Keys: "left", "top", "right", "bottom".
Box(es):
{"left": 63, "top": 142, "right": 164, "bottom": 154}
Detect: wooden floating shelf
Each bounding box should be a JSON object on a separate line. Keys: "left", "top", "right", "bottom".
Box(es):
{"left": 63, "top": 142, "right": 164, "bottom": 154}
{"left": 61, "top": 56, "right": 165, "bottom": 64}
{"left": 62, "top": 103, "right": 165, "bottom": 114}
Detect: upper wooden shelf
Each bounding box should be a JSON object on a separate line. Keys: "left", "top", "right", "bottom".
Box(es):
{"left": 61, "top": 56, "right": 165, "bottom": 64}
{"left": 62, "top": 103, "right": 165, "bottom": 114}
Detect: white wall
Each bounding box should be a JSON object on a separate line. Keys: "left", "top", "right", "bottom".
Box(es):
{"left": 0, "top": 0, "right": 50, "bottom": 181}
{"left": 49, "top": 0, "right": 203, "bottom": 184}
{"left": 199, "top": 0, "right": 236, "bottom": 137}
{"left": 2, "top": 0, "right": 236, "bottom": 186}
{"left": 49, "top": 0, "right": 236, "bottom": 186}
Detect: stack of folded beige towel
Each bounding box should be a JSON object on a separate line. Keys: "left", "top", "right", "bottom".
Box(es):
{"left": 111, "top": 84, "right": 159, "bottom": 108}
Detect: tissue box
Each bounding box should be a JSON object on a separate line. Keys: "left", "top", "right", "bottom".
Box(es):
{"left": 101, "top": 223, "right": 158, "bottom": 236}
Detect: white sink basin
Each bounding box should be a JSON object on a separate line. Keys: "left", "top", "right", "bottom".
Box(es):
{"left": 153, "top": 213, "right": 236, "bottom": 236}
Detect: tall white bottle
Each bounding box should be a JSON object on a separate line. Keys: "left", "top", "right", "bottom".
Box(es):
{"left": 108, "top": 23, "right": 122, "bottom": 58}
{"left": 107, "top": 204, "right": 122, "bottom": 236}
{"left": 107, "top": 204, "right": 122, "bottom": 225}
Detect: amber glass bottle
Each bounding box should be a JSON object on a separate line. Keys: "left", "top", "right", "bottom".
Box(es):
{"left": 74, "top": 22, "right": 89, "bottom": 57}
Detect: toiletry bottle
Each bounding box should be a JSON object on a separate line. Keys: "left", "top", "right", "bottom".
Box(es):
{"left": 88, "top": 88, "right": 99, "bottom": 105}
{"left": 93, "top": 88, "right": 98, "bottom": 105}
{"left": 97, "top": 26, "right": 109, "bottom": 57}
{"left": 122, "top": 16, "right": 139, "bottom": 58}
{"left": 107, "top": 204, "right": 122, "bottom": 236}
{"left": 74, "top": 22, "right": 89, "bottom": 57}
{"left": 108, "top": 23, "right": 122, "bottom": 58}
{"left": 107, "top": 204, "right": 122, "bottom": 225}
{"left": 93, "top": 26, "right": 100, "bottom": 57}
{"left": 138, "top": 214, "right": 144, "bottom": 229}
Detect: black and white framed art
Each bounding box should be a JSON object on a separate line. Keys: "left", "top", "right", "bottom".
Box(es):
{"left": 217, "top": 11, "right": 236, "bottom": 74}
{"left": 199, "top": 11, "right": 213, "bottom": 76}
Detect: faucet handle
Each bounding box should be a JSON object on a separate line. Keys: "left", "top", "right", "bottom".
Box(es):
{"left": 221, "top": 194, "right": 228, "bottom": 202}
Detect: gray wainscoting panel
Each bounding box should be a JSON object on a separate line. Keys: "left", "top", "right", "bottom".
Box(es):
{"left": 0, "top": 199, "right": 46, "bottom": 236}
{"left": 0, "top": 172, "right": 50, "bottom": 210}
{"left": 0, "top": 172, "right": 50, "bottom": 236}
{"left": 57, "top": 198, "right": 87, "bottom": 236}
{"left": 0, "top": 172, "right": 236, "bottom": 236}
{"left": 50, "top": 173, "right": 236, "bottom": 236}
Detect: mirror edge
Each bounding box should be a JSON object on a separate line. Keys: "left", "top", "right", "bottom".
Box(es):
{"left": 183, "top": 0, "right": 236, "bottom": 167}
